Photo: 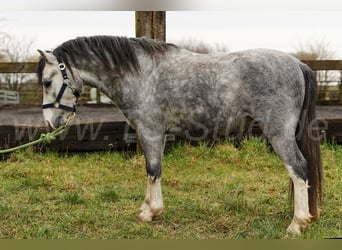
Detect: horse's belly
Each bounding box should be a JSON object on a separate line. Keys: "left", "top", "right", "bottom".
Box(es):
{"left": 167, "top": 115, "right": 251, "bottom": 141}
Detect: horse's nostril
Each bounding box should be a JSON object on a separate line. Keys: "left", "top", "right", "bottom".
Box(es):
{"left": 45, "top": 120, "right": 56, "bottom": 130}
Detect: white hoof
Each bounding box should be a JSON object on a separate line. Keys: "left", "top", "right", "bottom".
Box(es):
{"left": 287, "top": 216, "right": 312, "bottom": 235}
{"left": 287, "top": 221, "right": 302, "bottom": 235}
{"left": 138, "top": 208, "right": 153, "bottom": 222}
{"left": 137, "top": 202, "right": 164, "bottom": 222}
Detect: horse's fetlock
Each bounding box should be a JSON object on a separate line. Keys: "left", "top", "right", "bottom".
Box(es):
{"left": 294, "top": 214, "right": 312, "bottom": 226}
{"left": 139, "top": 201, "right": 150, "bottom": 212}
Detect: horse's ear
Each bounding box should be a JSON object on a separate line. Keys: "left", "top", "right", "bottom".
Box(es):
{"left": 37, "top": 49, "right": 56, "bottom": 64}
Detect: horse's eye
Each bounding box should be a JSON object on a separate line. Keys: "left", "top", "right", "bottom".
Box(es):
{"left": 44, "top": 81, "right": 52, "bottom": 88}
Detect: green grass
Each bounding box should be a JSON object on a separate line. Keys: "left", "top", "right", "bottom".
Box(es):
{"left": 0, "top": 138, "right": 340, "bottom": 239}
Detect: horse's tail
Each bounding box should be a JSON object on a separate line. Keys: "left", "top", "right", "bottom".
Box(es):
{"left": 295, "top": 62, "right": 323, "bottom": 219}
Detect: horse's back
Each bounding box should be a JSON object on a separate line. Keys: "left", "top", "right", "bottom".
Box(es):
{"left": 237, "top": 49, "right": 305, "bottom": 114}
{"left": 156, "top": 48, "right": 306, "bottom": 138}
{"left": 166, "top": 49, "right": 304, "bottom": 115}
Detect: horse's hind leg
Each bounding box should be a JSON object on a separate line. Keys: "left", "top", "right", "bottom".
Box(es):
{"left": 267, "top": 134, "right": 312, "bottom": 235}
{"left": 136, "top": 127, "right": 165, "bottom": 222}
{"left": 286, "top": 165, "right": 312, "bottom": 235}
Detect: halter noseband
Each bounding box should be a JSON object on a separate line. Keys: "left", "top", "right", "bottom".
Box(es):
{"left": 42, "top": 62, "right": 80, "bottom": 113}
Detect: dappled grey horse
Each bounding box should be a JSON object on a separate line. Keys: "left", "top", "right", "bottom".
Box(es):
{"left": 37, "top": 36, "right": 322, "bottom": 235}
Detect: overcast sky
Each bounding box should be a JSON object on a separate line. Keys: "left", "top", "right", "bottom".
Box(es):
{"left": 1, "top": 8, "right": 342, "bottom": 57}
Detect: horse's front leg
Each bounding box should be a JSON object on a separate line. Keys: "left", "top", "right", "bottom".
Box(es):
{"left": 136, "top": 127, "right": 165, "bottom": 222}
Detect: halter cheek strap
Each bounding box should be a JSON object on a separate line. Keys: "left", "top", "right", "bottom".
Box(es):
{"left": 42, "top": 62, "right": 80, "bottom": 113}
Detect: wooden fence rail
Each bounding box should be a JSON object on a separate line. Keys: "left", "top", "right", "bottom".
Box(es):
{"left": 0, "top": 62, "right": 38, "bottom": 73}
{"left": 1, "top": 60, "right": 342, "bottom": 73}
{"left": 0, "top": 90, "right": 20, "bottom": 105}
{"left": 0, "top": 60, "right": 341, "bottom": 152}
{"left": 301, "top": 60, "right": 342, "bottom": 71}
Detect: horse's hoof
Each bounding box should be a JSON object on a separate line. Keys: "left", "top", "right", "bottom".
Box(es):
{"left": 287, "top": 216, "right": 312, "bottom": 235}
{"left": 287, "top": 223, "right": 302, "bottom": 235}
{"left": 138, "top": 209, "right": 153, "bottom": 223}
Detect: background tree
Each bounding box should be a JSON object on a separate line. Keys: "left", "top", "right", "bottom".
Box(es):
{"left": 0, "top": 32, "right": 8, "bottom": 61}
{"left": 175, "top": 38, "right": 229, "bottom": 54}
{"left": 0, "top": 18, "right": 6, "bottom": 60}
{"left": 292, "top": 39, "right": 340, "bottom": 101}
{"left": 0, "top": 33, "right": 36, "bottom": 91}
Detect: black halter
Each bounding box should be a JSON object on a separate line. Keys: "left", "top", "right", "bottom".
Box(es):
{"left": 42, "top": 62, "right": 80, "bottom": 113}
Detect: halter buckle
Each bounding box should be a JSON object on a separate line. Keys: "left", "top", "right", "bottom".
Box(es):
{"left": 59, "top": 63, "right": 66, "bottom": 70}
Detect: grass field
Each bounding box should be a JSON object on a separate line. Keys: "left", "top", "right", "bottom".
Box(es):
{"left": 0, "top": 138, "right": 340, "bottom": 239}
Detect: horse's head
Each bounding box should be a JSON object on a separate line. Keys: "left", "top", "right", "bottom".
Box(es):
{"left": 37, "top": 50, "right": 81, "bottom": 129}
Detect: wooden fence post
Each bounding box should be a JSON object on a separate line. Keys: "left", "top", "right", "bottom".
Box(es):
{"left": 340, "top": 71, "right": 342, "bottom": 104}
{"left": 135, "top": 11, "right": 166, "bottom": 41}
{"left": 135, "top": 11, "right": 166, "bottom": 154}
{"left": 152, "top": 11, "right": 166, "bottom": 41}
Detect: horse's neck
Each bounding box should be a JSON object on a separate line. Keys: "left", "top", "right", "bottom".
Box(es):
{"left": 77, "top": 69, "right": 100, "bottom": 87}
{"left": 74, "top": 63, "right": 137, "bottom": 107}
{"left": 75, "top": 51, "right": 158, "bottom": 107}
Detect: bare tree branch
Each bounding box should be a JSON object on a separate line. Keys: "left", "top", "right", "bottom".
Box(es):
{"left": 292, "top": 38, "right": 338, "bottom": 84}
{"left": 0, "top": 33, "right": 36, "bottom": 91}
{"left": 174, "top": 38, "right": 229, "bottom": 54}
{"left": 292, "top": 38, "right": 341, "bottom": 102}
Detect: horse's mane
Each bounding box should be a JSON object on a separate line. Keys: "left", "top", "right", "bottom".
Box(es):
{"left": 50, "top": 36, "right": 176, "bottom": 76}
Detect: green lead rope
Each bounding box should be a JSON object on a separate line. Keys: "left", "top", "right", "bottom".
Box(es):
{"left": 0, "top": 112, "right": 75, "bottom": 154}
